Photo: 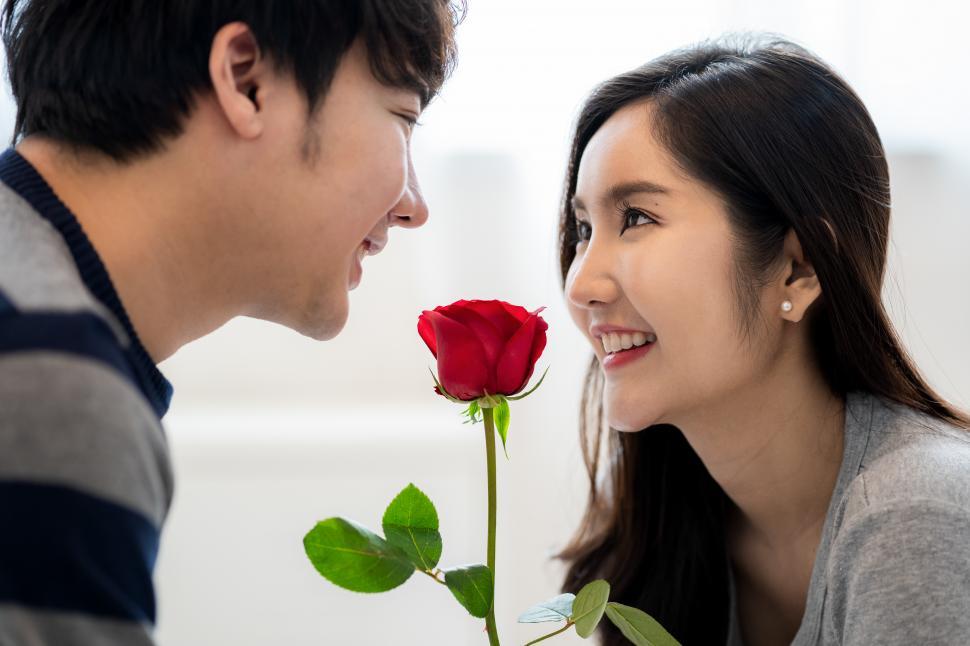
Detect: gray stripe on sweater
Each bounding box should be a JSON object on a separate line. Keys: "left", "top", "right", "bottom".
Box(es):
{"left": 0, "top": 603, "right": 155, "bottom": 646}
{"left": 0, "top": 182, "right": 128, "bottom": 345}
{"left": 0, "top": 352, "right": 173, "bottom": 526}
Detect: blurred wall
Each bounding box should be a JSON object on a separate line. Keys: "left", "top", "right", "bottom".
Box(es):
{"left": 1, "top": 1, "right": 967, "bottom": 644}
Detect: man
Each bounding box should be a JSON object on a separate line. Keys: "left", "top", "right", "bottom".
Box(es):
{"left": 0, "top": 1, "right": 462, "bottom": 643}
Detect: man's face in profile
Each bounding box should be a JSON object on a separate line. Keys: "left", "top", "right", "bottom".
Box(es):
{"left": 234, "top": 39, "right": 429, "bottom": 341}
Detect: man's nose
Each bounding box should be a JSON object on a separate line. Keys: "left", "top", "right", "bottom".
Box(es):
{"left": 389, "top": 154, "right": 429, "bottom": 229}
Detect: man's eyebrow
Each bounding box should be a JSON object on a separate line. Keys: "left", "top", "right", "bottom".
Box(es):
{"left": 572, "top": 180, "right": 672, "bottom": 212}
{"left": 402, "top": 84, "right": 430, "bottom": 111}
{"left": 387, "top": 82, "right": 427, "bottom": 111}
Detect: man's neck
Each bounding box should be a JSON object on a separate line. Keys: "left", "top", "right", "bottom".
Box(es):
{"left": 16, "top": 136, "right": 243, "bottom": 362}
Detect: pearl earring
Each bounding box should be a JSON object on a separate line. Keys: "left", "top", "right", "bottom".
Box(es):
{"left": 781, "top": 300, "right": 793, "bottom": 313}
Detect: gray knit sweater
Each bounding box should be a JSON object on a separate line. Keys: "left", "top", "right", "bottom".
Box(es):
{"left": 727, "top": 390, "right": 970, "bottom": 645}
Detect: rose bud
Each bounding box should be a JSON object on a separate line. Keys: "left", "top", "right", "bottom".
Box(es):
{"left": 418, "top": 299, "right": 548, "bottom": 401}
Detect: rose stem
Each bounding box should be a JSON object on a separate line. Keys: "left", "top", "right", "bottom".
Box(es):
{"left": 482, "top": 406, "right": 500, "bottom": 646}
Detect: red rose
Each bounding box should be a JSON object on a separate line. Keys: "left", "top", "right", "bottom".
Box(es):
{"left": 418, "top": 299, "right": 548, "bottom": 401}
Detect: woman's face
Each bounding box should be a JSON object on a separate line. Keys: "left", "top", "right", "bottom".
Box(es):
{"left": 565, "top": 101, "right": 780, "bottom": 431}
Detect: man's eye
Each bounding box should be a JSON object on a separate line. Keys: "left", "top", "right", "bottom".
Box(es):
{"left": 396, "top": 113, "right": 419, "bottom": 129}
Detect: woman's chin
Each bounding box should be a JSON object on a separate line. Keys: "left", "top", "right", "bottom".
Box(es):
{"left": 605, "top": 405, "right": 661, "bottom": 432}
{"left": 604, "top": 382, "right": 668, "bottom": 430}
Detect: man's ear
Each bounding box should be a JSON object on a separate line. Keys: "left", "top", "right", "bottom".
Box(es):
{"left": 209, "top": 22, "right": 265, "bottom": 140}
{"left": 780, "top": 227, "right": 822, "bottom": 323}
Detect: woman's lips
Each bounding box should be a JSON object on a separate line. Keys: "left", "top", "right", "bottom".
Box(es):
{"left": 601, "top": 341, "right": 654, "bottom": 371}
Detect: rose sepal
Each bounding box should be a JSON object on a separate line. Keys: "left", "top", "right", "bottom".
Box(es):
{"left": 505, "top": 365, "right": 550, "bottom": 401}
{"left": 461, "top": 400, "right": 483, "bottom": 425}
{"left": 428, "top": 367, "right": 469, "bottom": 404}
{"left": 476, "top": 392, "right": 505, "bottom": 409}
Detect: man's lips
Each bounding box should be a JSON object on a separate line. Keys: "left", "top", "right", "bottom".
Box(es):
{"left": 364, "top": 235, "right": 386, "bottom": 256}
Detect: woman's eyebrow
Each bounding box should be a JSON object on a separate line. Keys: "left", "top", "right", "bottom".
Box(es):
{"left": 572, "top": 179, "right": 672, "bottom": 212}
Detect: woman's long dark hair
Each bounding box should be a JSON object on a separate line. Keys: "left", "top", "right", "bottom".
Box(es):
{"left": 556, "top": 35, "right": 970, "bottom": 645}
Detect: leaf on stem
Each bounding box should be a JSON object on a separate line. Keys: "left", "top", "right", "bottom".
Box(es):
{"left": 570, "top": 579, "right": 611, "bottom": 638}
{"left": 494, "top": 397, "right": 511, "bottom": 459}
{"left": 604, "top": 602, "right": 682, "bottom": 646}
{"left": 381, "top": 483, "right": 443, "bottom": 571}
{"left": 303, "top": 518, "right": 415, "bottom": 593}
{"left": 518, "top": 593, "right": 576, "bottom": 623}
{"left": 443, "top": 564, "right": 494, "bottom": 618}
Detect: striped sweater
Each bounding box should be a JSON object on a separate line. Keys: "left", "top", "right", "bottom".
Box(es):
{"left": 0, "top": 148, "right": 173, "bottom": 645}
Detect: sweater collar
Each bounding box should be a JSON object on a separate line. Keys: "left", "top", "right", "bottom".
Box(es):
{"left": 0, "top": 147, "right": 174, "bottom": 418}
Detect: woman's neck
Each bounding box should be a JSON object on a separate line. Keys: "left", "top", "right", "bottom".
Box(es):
{"left": 674, "top": 342, "right": 846, "bottom": 553}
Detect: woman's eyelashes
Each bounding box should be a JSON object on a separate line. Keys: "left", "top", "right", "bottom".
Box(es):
{"left": 573, "top": 207, "right": 657, "bottom": 244}
{"left": 619, "top": 206, "right": 657, "bottom": 233}
{"left": 575, "top": 219, "right": 593, "bottom": 242}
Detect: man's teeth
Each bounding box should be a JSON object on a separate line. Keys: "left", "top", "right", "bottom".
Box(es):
{"left": 601, "top": 331, "right": 656, "bottom": 354}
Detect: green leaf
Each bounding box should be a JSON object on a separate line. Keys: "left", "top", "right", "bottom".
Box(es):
{"left": 518, "top": 593, "right": 576, "bottom": 623}
{"left": 604, "top": 602, "right": 681, "bottom": 646}
{"left": 381, "top": 483, "right": 443, "bottom": 571}
{"left": 303, "top": 518, "right": 415, "bottom": 593}
{"left": 570, "top": 579, "right": 610, "bottom": 638}
{"left": 443, "top": 564, "right": 493, "bottom": 618}
{"left": 506, "top": 365, "right": 550, "bottom": 401}
{"left": 494, "top": 397, "right": 511, "bottom": 459}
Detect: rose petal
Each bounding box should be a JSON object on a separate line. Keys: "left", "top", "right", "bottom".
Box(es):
{"left": 417, "top": 311, "right": 438, "bottom": 357}
{"left": 528, "top": 307, "right": 549, "bottom": 367}
{"left": 464, "top": 300, "right": 524, "bottom": 339}
{"left": 435, "top": 307, "right": 505, "bottom": 391}
{"left": 499, "top": 301, "right": 531, "bottom": 324}
{"left": 495, "top": 313, "right": 543, "bottom": 395}
{"left": 423, "top": 310, "right": 490, "bottom": 400}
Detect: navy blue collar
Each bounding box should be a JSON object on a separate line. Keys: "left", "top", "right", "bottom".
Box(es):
{"left": 0, "top": 148, "right": 174, "bottom": 418}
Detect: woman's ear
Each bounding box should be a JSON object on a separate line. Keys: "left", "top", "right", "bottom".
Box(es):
{"left": 780, "top": 227, "right": 822, "bottom": 323}
{"left": 208, "top": 22, "right": 265, "bottom": 140}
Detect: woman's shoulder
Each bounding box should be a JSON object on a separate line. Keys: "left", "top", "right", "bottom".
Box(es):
{"left": 843, "top": 391, "right": 970, "bottom": 521}
{"left": 824, "top": 396, "right": 970, "bottom": 644}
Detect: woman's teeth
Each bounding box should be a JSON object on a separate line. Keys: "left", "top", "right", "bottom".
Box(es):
{"left": 601, "top": 331, "right": 656, "bottom": 354}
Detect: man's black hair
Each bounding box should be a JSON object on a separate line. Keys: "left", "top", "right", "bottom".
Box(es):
{"left": 2, "top": 0, "right": 463, "bottom": 161}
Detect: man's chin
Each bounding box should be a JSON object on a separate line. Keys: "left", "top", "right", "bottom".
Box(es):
{"left": 300, "top": 301, "right": 349, "bottom": 341}
{"left": 298, "top": 322, "right": 343, "bottom": 342}
{"left": 254, "top": 293, "right": 349, "bottom": 342}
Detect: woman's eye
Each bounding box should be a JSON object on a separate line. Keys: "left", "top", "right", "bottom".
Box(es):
{"left": 621, "top": 208, "right": 656, "bottom": 233}
{"left": 573, "top": 208, "right": 655, "bottom": 246}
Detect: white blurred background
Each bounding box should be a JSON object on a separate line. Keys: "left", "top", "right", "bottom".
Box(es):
{"left": 5, "top": 1, "right": 970, "bottom": 644}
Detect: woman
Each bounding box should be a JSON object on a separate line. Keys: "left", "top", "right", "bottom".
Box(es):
{"left": 557, "top": 36, "right": 970, "bottom": 646}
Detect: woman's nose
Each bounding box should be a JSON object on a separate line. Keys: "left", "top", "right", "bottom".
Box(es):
{"left": 566, "top": 239, "right": 620, "bottom": 310}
